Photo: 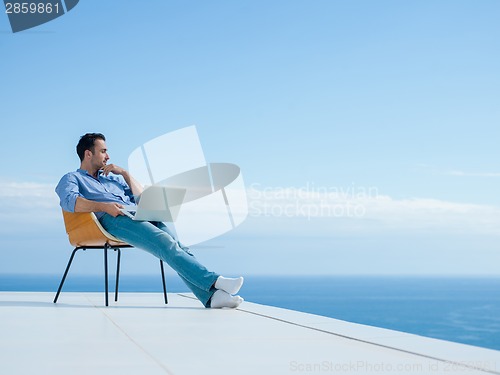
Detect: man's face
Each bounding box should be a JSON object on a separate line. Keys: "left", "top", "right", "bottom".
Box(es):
{"left": 89, "top": 139, "right": 109, "bottom": 169}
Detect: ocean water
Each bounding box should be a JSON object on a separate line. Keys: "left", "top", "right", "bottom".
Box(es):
{"left": 1, "top": 274, "right": 499, "bottom": 351}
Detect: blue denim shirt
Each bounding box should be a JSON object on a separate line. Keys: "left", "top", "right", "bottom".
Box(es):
{"left": 55, "top": 169, "right": 135, "bottom": 218}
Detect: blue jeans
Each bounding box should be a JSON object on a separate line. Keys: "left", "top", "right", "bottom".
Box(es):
{"left": 99, "top": 214, "right": 219, "bottom": 307}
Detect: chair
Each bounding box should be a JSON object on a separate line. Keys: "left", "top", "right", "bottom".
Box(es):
{"left": 53, "top": 211, "right": 168, "bottom": 306}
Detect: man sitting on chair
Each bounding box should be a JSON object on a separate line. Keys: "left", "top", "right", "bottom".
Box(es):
{"left": 55, "top": 133, "right": 244, "bottom": 308}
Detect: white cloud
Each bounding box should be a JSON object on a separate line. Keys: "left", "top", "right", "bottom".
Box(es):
{"left": 246, "top": 184, "right": 500, "bottom": 235}
{"left": 0, "top": 180, "right": 58, "bottom": 202}
{"left": 361, "top": 195, "right": 500, "bottom": 234}
{"left": 1, "top": 179, "right": 500, "bottom": 237}
{"left": 447, "top": 170, "right": 500, "bottom": 177}
{"left": 0, "top": 179, "right": 61, "bottom": 231}
{"left": 415, "top": 164, "right": 500, "bottom": 178}
{"left": 0, "top": 179, "right": 498, "bottom": 276}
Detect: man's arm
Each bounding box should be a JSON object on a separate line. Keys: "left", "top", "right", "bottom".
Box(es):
{"left": 74, "top": 196, "right": 124, "bottom": 217}
{"left": 56, "top": 172, "right": 126, "bottom": 217}
{"left": 55, "top": 173, "right": 80, "bottom": 213}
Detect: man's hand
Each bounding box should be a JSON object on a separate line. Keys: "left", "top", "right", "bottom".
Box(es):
{"left": 101, "top": 202, "right": 125, "bottom": 217}
{"left": 101, "top": 164, "right": 126, "bottom": 176}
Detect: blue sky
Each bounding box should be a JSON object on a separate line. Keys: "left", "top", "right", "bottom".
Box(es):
{"left": 1, "top": 0, "right": 499, "bottom": 278}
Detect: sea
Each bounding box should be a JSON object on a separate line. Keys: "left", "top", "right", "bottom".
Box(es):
{"left": 1, "top": 274, "right": 499, "bottom": 351}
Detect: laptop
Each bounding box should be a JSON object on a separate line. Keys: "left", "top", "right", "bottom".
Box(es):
{"left": 120, "top": 185, "right": 186, "bottom": 222}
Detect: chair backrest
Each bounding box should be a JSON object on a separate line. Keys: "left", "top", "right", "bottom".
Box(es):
{"left": 62, "top": 211, "right": 127, "bottom": 247}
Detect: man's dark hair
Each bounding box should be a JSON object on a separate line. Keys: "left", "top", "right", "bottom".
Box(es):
{"left": 76, "top": 133, "right": 106, "bottom": 161}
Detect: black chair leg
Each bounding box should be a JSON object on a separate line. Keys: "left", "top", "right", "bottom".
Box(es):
{"left": 55, "top": 245, "right": 166, "bottom": 306}
{"left": 115, "top": 248, "right": 121, "bottom": 302}
{"left": 53, "top": 248, "right": 80, "bottom": 303}
{"left": 104, "top": 243, "right": 109, "bottom": 306}
{"left": 160, "top": 260, "right": 168, "bottom": 304}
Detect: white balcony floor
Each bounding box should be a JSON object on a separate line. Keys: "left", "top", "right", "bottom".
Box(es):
{"left": 0, "top": 292, "right": 499, "bottom": 374}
